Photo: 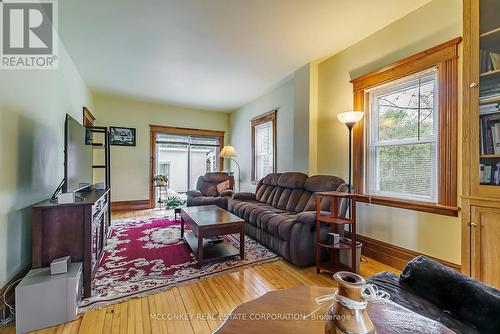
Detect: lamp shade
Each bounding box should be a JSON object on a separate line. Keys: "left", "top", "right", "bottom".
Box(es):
{"left": 337, "top": 111, "right": 364, "bottom": 124}
{"left": 219, "top": 145, "right": 238, "bottom": 158}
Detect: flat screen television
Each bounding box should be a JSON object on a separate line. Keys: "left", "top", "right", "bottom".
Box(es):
{"left": 64, "top": 114, "right": 93, "bottom": 193}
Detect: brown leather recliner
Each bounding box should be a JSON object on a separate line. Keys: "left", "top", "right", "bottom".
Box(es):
{"left": 229, "top": 172, "right": 348, "bottom": 267}
{"left": 186, "top": 172, "right": 235, "bottom": 210}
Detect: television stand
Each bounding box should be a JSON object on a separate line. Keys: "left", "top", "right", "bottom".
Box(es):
{"left": 32, "top": 188, "right": 110, "bottom": 298}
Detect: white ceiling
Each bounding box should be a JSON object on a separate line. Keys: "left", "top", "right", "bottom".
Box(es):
{"left": 59, "top": 0, "right": 430, "bottom": 111}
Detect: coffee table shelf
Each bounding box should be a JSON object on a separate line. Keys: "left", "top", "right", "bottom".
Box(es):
{"left": 184, "top": 231, "right": 240, "bottom": 261}
{"left": 181, "top": 205, "right": 245, "bottom": 268}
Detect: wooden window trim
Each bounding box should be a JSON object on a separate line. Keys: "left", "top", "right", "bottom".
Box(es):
{"left": 149, "top": 125, "right": 225, "bottom": 209}
{"left": 350, "top": 37, "right": 462, "bottom": 217}
{"left": 251, "top": 110, "right": 277, "bottom": 183}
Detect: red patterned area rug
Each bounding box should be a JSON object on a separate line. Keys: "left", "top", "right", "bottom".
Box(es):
{"left": 79, "top": 214, "right": 278, "bottom": 312}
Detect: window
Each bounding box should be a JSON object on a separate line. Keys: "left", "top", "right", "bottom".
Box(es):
{"left": 150, "top": 125, "right": 225, "bottom": 208}
{"left": 367, "top": 69, "right": 439, "bottom": 203}
{"left": 251, "top": 111, "right": 277, "bottom": 182}
{"left": 158, "top": 162, "right": 171, "bottom": 181}
{"left": 350, "top": 38, "right": 461, "bottom": 216}
{"left": 155, "top": 133, "right": 221, "bottom": 193}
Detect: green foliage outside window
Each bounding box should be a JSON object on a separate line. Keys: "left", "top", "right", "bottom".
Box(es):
{"left": 374, "top": 78, "right": 436, "bottom": 198}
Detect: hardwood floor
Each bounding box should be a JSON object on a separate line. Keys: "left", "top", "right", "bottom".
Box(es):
{"left": 0, "top": 209, "right": 398, "bottom": 334}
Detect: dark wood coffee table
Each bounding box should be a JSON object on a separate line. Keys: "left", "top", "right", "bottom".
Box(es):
{"left": 214, "top": 285, "right": 455, "bottom": 334}
{"left": 180, "top": 205, "right": 245, "bottom": 268}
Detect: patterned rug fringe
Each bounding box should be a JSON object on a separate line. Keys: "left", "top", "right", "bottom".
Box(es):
{"left": 79, "top": 256, "right": 279, "bottom": 313}
{"left": 78, "top": 213, "right": 279, "bottom": 313}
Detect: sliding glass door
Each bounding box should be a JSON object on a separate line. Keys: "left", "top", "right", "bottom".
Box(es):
{"left": 154, "top": 132, "right": 221, "bottom": 205}
{"left": 188, "top": 136, "right": 220, "bottom": 190}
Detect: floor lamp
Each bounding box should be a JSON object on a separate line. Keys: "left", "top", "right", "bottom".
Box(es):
{"left": 337, "top": 111, "right": 364, "bottom": 193}
{"left": 219, "top": 145, "right": 240, "bottom": 192}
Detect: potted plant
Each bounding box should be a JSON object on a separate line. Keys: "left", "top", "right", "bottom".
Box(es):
{"left": 163, "top": 190, "right": 186, "bottom": 209}
{"left": 153, "top": 174, "right": 168, "bottom": 187}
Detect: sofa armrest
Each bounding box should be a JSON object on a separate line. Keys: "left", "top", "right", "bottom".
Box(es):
{"left": 219, "top": 189, "right": 234, "bottom": 197}
{"left": 232, "top": 192, "right": 256, "bottom": 201}
{"left": 400, "top": 256, "right": 500, "bottom": 334}
{"left": 186, "top": 190, "right": 202, "bottom": 197}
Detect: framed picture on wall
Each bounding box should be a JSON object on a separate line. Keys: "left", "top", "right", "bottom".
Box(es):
{"left": 110, "top": 127, "right": 136, "bottom": 146}
{"left": 85, "top": 128, "right": 93, "bottom": 145}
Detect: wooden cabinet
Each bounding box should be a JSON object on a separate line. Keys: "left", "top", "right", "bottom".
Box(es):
{"left": 32, "top": 189, "right": 110, "bottom": 298}
{"left": 462, "top": 0, "right": 500, "bottom": 288}
{"left": 470, "top": 206, "right": 500, "bottom": 286}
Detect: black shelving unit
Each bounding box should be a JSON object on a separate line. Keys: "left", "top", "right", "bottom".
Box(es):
{"left": 87, "top": 126, "right": 111, "bottom": 231}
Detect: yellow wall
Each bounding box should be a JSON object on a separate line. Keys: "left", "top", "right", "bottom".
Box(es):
{"left": 316, "top": 0, "right": 462, "bottom": 264}
{"left": 0, "top": 45, "right": 92, "bottom": 286}
{"left": 92, "top": 93, "right": 230, "bottom": 202}
{"left": 229, "top": 65, "right": 314, "bottom": 191}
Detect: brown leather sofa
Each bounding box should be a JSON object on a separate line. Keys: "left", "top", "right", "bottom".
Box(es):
{"left": 229, "top": 172, "right": 348, "bottom": 267}
{"left": 187, "top": 172, "right": 234, "bottom": 210}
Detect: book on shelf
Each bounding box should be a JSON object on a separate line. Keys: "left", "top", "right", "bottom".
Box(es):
{"left": 480, "top": 111, "right": 500, "bottom": 154}
{"left": 480, "top": 162, "right": 500, "bottom": 185}
{"left": 480, "top": 164, "right": 491, "bottom": 183}
{"left": 479, "top": 103, "right": 500, "bottom": 114}
{"left": 480, "top": 94, "right": 500, "bottom": 105}
{"left": 480, "top": 50, "right": 494, "bottom": 74}
{"left": 494, "top": 164, "right": 500, "bottom": 186}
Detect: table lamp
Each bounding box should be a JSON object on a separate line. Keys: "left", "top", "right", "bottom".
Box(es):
{"left": 219, "top": 145, "right": 241, "bottom": 192}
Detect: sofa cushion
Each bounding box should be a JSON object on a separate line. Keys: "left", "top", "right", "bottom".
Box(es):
{"left": 216, "top": 180, "right": 230, "bottom": 194}
{"left": 258, "top": 184, "right": 275, "bottom": 203}
{"left": 255, "top": 173, "right": 281, "bottom": 202}
{"left": 263, "top": 173, "right": 282, "bottom": 186}
{"left": 277, "top": 172, "right": 308, "bottom": 189}
{"left": 285, "top": 189, "right": 304, "bottom": 212}
{"left": 229, "top": 199, "right": 258, "bottom": 217}
{"left": 294, "top": 191, "right": 312, "bottom": 212}
{"left": 199, "top": 183, "right": 218, "bottom": 197}
{"left": 258, "top": 212, "right": 297, "bottom": 240}
{"left": 302, "top": 176, "right": 348, "bottom": 211}
{"left": 276, "top": 188, "right": 293, "bottom": 210}
{"left": 266, "top": 186, "right": 280, "bottom": 205}
{"left": 267, "top": 214, "right": 296, "bottom": 240}
{"left": 304, "top": 175, "right": 345, "bottom": 192}
{"left": 247, "top": 205, "right": 275, "bottom": 224}
{"left": 254, "top": 207, "right": 285, "bottom": 227}
{"left": 243, "top": 202, "right": 266, "bottom": 221}
{"left": 248, "top": 204, "right": 282, "bottom": 224}
{"left": 203, "top": 172, "right": 231, "bottom": 183}
{"left": 255, "top": 181, "right": 267, "bottom": 202}
{"left": 271, "top": 187, "right": 284, "bottom": 207}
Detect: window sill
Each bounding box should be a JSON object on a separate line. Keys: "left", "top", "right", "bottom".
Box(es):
{"left": 356, "top": 194, "right": 459, "bottom": 217}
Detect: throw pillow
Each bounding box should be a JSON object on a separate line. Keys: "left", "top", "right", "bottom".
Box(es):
{"left": 217, "top": 180, "right": 230, "bottom": 194}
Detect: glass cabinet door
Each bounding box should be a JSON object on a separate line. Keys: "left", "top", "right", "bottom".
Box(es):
{"left": 478, "top": 0, "right": 500, "bottom": 187}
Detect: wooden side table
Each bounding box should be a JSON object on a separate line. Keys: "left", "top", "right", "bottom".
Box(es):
{"left": 315, "top": 191, "right": 358, "bottom": 274}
